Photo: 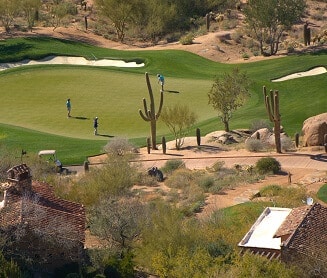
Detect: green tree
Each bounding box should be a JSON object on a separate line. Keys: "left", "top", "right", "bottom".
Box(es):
{"left": 244, "top": 0, "right": 305, "bottom": 56}
{"left": 0, "top": 0, "right": 22, "bottom": 33}
{"left": 48, "top": 0, "right": 74, "bottom": 31}
{"left": 95, "top": 0, "right": 140, "bottom": 42}
{"left": 160, "top": 103, "right": 197, "bottom": 150}
{"left": 21, "top": 0, "right": 41, "bottom": 31}
{"left": 208, "top": 68, "right": 250, "bottom": 132}
{"left": 140, "top": 0, "right": 178, "bottom": 42}
{"left": 223, "top": 252, "right": 300, "bottom": 278}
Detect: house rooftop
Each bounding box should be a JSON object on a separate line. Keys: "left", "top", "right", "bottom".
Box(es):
{"left": 238, "top": 207, "right": 292, "bottom": 250}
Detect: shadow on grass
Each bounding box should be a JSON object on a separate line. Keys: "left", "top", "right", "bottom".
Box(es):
{"left": 97, "top": 134, "right": 114, "bottom": 138}
{"left": 0, "top": 42, "right": 33, "bottom": 61}
{"left": 72, "top": 116, "right": 89, "bottom": 120}
{"left": 165, "top": 90, "right": 180, "bottom": 94}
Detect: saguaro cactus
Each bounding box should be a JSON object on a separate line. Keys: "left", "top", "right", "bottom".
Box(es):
{"left": 263, "top": 86, "right": 282, "bottom": 153}
{"left": 139, "top": 72, "right": 164, "bottom": 150}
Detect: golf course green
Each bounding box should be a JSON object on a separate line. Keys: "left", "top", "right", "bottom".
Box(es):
{"left": 0, "top": 37, "right": 326, "bottom": 164}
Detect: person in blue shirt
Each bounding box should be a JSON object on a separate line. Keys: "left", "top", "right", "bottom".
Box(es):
{"left": 157, "top": 74, "right": 165, "bottom": 91}
{"left": 66, "top": 98, "right": 71, "bottom": 118}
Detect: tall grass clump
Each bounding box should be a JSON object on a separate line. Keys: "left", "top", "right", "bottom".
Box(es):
{"left": 161, "top": 159, "right": 185, "bottom": 174}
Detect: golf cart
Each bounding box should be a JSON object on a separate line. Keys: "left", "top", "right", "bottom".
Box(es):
{"left": 38, "top": 150, "right": 68, "bottom": 174}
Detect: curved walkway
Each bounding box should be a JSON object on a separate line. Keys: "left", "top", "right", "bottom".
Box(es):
{"left": 130, "top": 147, "right": 327, "bottom": 171}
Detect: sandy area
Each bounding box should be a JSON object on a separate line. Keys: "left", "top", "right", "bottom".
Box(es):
{"left": 0, "top": 55, "right": 144, "bottom": 71}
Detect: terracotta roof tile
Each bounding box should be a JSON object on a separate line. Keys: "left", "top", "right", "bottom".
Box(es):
{"left": 0, "top": 179, "right": 85, "bottom": 244}
{"left": 282, "top": 203, "right": 327, "bottom": 255}
{"left": 274, "top": 205, "right": 311, "bottom": 238}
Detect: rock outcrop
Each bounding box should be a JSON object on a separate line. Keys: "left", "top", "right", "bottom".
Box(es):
{"left": 302, "top": 113, "right": 327, "bottom": 146}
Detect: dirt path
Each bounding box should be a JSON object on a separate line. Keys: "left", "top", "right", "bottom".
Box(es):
{"left": 87, "top": 140, "right": 327, "bottom": 215}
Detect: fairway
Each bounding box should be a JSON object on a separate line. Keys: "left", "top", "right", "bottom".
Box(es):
{"left": 0, "top": 37, "right": 326, "bottom": 164}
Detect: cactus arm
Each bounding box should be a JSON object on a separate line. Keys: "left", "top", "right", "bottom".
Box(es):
{"left": 273, "top": 91, "right": 280, "bottom": 120}
{"left": 142, "top": 98, "right": 150, "bottom": 118}
{"left": 269, "top": 90, "right": 275, "bottom": 115}
{"left": 263, "top": 86, "right": 274, "bottom": 122}
{"left": 156, "top": 90, "right": 164, "bottom": 119}
{"left": 139, "top": 109, "right": 150, "bottom": 121}
{"left": 145, "top": 72, "right": 155, "bottom": 112}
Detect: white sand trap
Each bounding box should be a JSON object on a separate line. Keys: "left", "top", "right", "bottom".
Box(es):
{"left": 272, "top": 66, "right": 327, "bottom": 82}
{"left": 0, "top": 55, "right": 144, "bottom": 71}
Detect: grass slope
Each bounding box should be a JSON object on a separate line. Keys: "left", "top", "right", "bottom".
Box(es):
{"left": 0, "top": 37, "right": 326, "bottom": 164}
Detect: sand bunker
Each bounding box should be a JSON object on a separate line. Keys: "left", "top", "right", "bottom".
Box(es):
{"left": 272, "top": 66, "right": 327, "bottom": 82}
{"left": 0, "top": 55, "right": 144, "bottom": 71}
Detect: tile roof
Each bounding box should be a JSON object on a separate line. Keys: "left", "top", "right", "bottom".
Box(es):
{"left": 281, "top": 203, "right": 327, "bottom": 255}
{"left": 0, "top": 180, "right": 85, "bottom": 244}
{"left": 274, "top": 205, "right": 311, "bottom": 238}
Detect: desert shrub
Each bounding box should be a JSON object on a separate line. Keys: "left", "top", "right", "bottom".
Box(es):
{"left": 179, "top": 184, "right": 206, "bottom": 216}
{"left": 259, "top": 185, "right": 282, "bottom": 197}
{"left": 0, "top": 252, "right": 22, "bottom": 277}
{"left": 161, "top": 159, "right": 185, "bottom": 174}
{"left": 104, "top": 137, "right": 137, "bottom": 157}
{"left": 180, "top": 33, "right": 194, "bottom": 45}
{"left": 207, "top": 184, "right": 224, "bottom": 194}
{"left": 252, "top": 50, "right": 260, "bottom": 56}
{"left": 245, "top": 138, "right": 264, "bottom": 152}
{"left": 250, "top": 119, "right": 272, "bottom": 132}
{"left": 134, "top": 172, "right": 158, "bottom": 187}
{"left": 242, "top": 52, "right": 250, "bottom": 59}
{"left": 66, "top": 157, "right": 137, "bottom": 206}
{"left": 231, "top": 31, "right": 243, "bottom": 43}
{"left": 196, "top": 174, "right": 215, "bottom": 190}
{"left": 164, "top": 32, "right": 181, "bottom": 43}
{"left": 255, "top": 157, "right": 281, "bottom": 174}
{"left": 222, "top": 18, "right": 238, "bottom": 30}
{"left": 245, "top": 38, "right": 259, "bottom": 49}
{"left": 165, "top": 168, "right": 194, "bottom": 189}
{"left": 281, "top": 137, "right": 296, "bottom": 152}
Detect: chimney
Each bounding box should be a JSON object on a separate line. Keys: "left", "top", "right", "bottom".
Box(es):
{"left": 6, "top": 164, "right": 32, "bottom": 193}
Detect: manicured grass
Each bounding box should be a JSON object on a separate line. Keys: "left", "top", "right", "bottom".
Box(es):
{"left": 317, "top": 184, "right": 327, "bottom": 203}
{"left": 0, "top": 37, "right": 327, "bottom": 164}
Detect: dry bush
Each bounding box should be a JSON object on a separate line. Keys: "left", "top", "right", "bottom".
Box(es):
{"left": 165, "top": 168, "right": 194, "bottom": 189}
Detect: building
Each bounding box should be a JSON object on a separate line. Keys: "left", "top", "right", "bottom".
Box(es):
{"left": 0, "top": 164, "right": 85, "bottom": 273}
{"left": 238, "top": 203, "right": 327, "bottom": 265}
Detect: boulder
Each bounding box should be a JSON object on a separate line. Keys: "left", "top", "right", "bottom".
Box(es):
{"left": 302, "top": 113, "right": 327, "bottom": 146}
{"left": 247, "top": 127, "right": 289, "bottom": 147}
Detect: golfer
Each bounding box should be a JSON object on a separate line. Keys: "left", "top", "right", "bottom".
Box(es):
{"left": 157, "top": 74, "right": 165, "bottom": 91}
{"left": 66, "top": 98, "right": 71, "bottom": 117}
{"left": 93, "top": 117, "right": 98, "bottom": 135}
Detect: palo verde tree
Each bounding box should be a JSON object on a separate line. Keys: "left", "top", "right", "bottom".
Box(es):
{"left": 95, "top": 0, "right": 140, "bottom": 42}
{"left": 208, "top": 68, "right": 250, "bottom": 132}
{"left": 0, "top": 0, "right": 21, "bottom": 33}
{"left": 139, "top": 72, "right": 164, "bottom": 150}
{"left": 244, "top": 0, "right": 306, "bottom": 56}
{"left": 160, "top": 103, "right": 197, "bottom": 150}
{"left": 21, "top": 0, "right": 42, "bottom": 31}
